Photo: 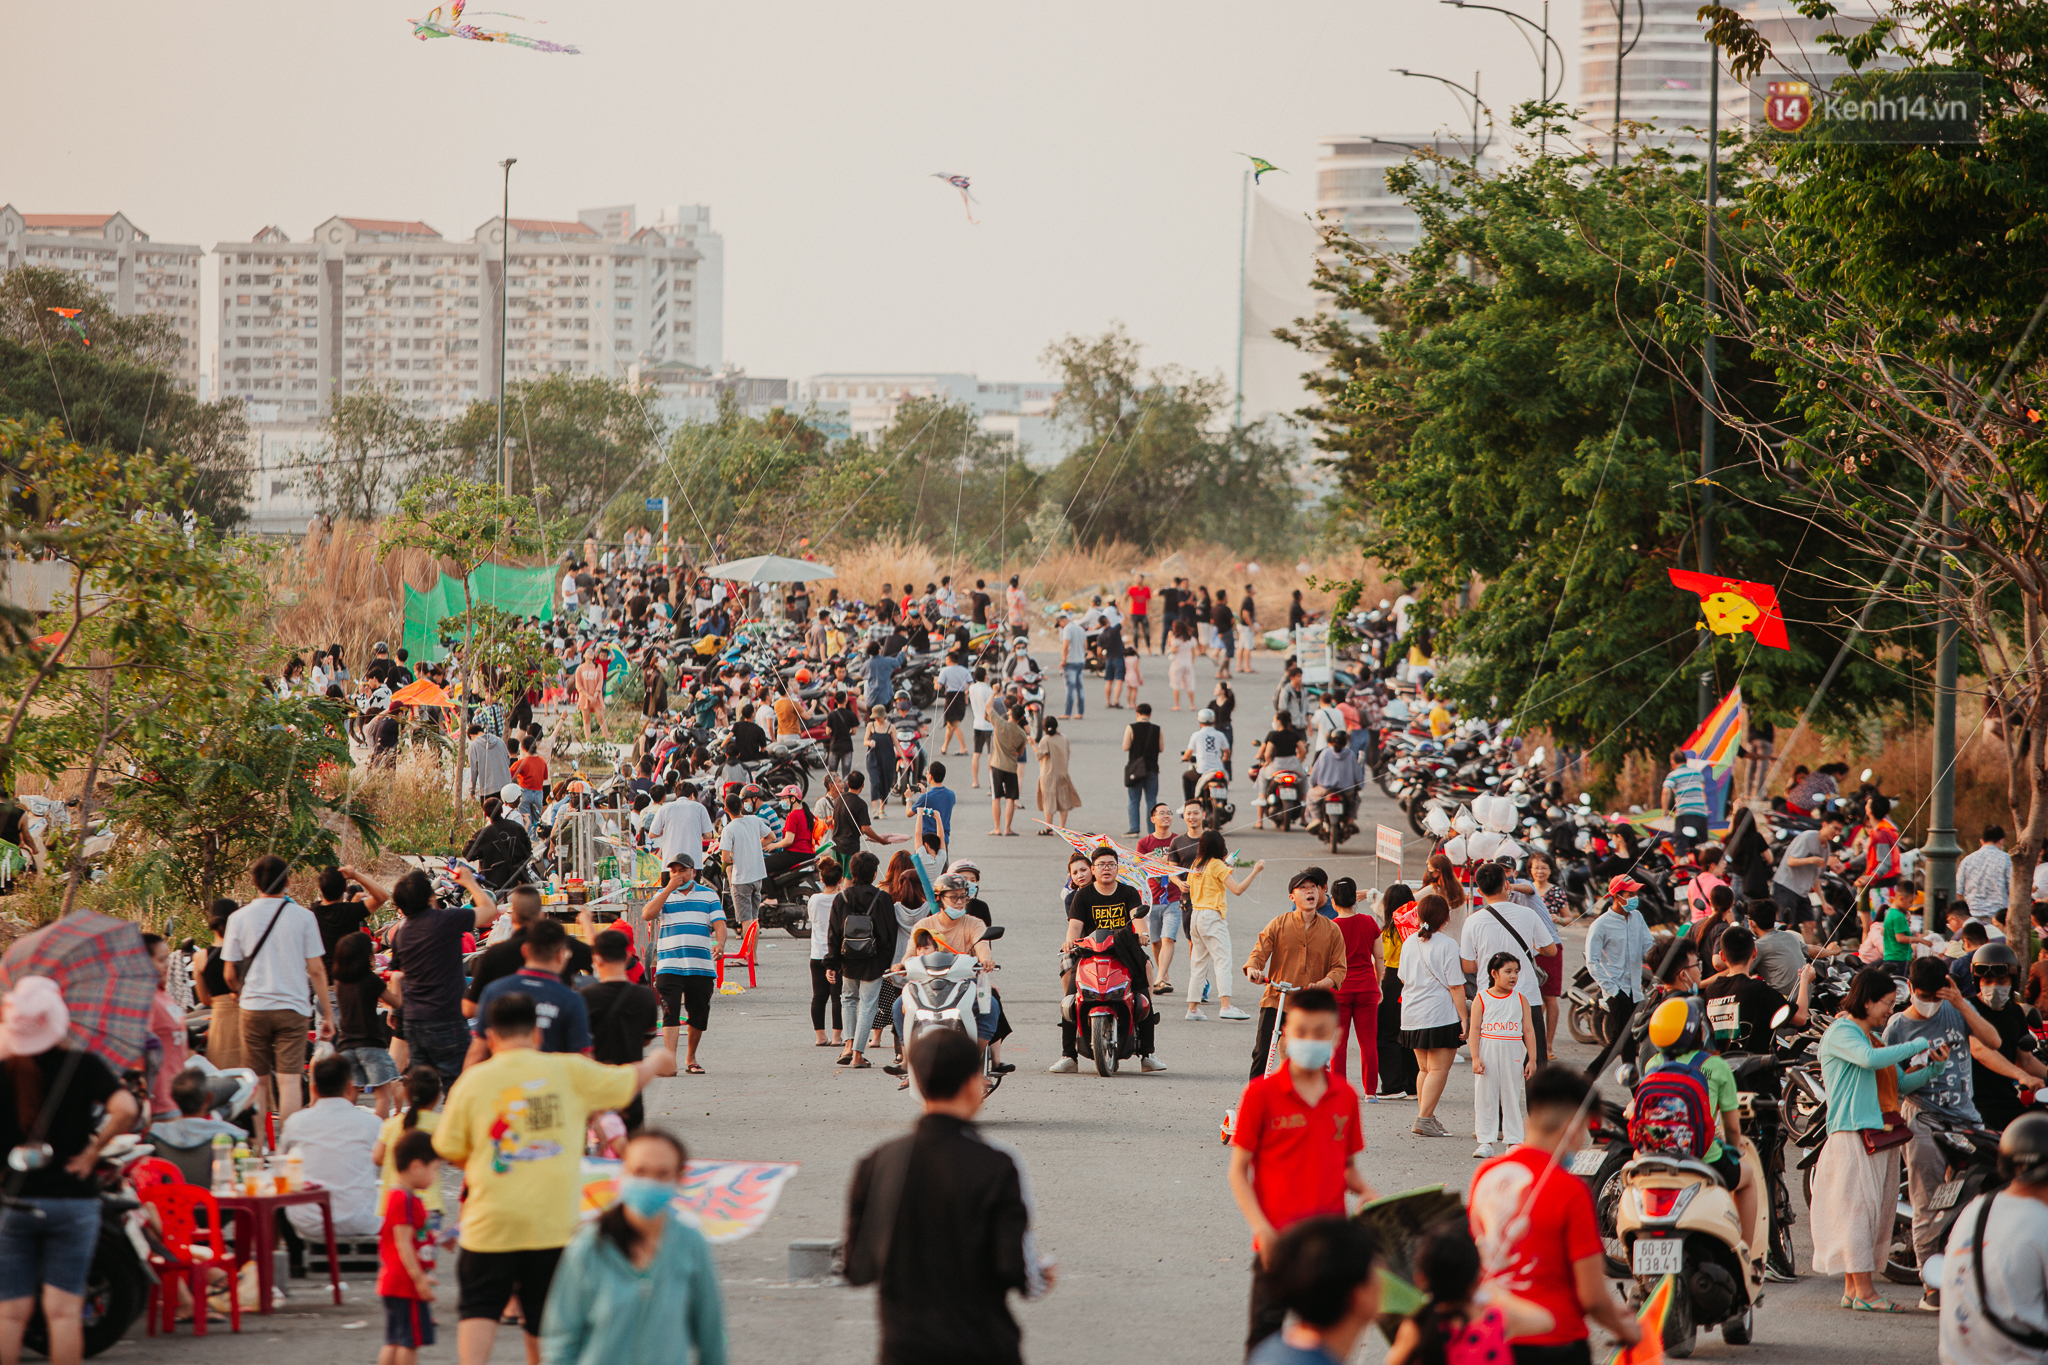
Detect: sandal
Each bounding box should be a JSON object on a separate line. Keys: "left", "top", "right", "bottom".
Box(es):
{"left": 836, "top": 1048, "right": 855, "bottom": 1065}
{"left": 816, "top": 1039, "right": 839, "bottom": 1047}
{"left": 685, "top": 1062, "right": 706, "bottom": 1075}
{"left": 1842, "top": 1296, "right": 1908, "bottom": 1313}
{"left": 850, "top": 1058, "right": 873, "bottom": 1069}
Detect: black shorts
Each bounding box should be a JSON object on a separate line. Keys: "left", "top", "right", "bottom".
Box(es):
{"left": 1769, "top": 882, "right": 1813, "bottom": 926}
{"left": 992, "top": 768, "right": 1020, "bottom": 800}
{"left": 944, "top": 692, "right": 969, "bottom": 723}
{"left": 1709, "top": 1147, "right": 1741, "bottom": 1189}
{"left": 456, "top": 1246, "right": 562, "bottom": 1333}
{"left": 657, "top": 973, "right": 714, "bottom": 1030}
{"left": 973, "top": 729, "right": 992, "bottom": 753}
{"left": 384, "top": 1295, "right": 436, "bottom": 1348}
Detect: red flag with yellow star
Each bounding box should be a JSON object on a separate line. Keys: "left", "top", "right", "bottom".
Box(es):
{"left": 1668, "top": 569, "right": 1789, "bottom": 650}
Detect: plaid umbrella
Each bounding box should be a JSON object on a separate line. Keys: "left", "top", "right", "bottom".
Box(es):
{"left": 0, "top": 910, "right": 155, "bottom": 1070}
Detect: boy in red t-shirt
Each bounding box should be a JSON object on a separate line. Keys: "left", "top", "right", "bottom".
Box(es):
{"left": 1228, "top": 987, "right": 1375, "bottom": 1355}
{"left": 1467, "top": 1066, "right": 1640, "bottom": 1365}
{"left": 379, "top": 1129, "right": 441, "bottom": 1365}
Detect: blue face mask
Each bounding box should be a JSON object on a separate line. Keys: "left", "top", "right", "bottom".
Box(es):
{"left": 1285, "top": 1038, "right": 1334, "bottom": 1071}
{"left": 967, "top": 880, "right": 980, "bottom": 898}
{"left": 1625, "top": 896, "right": 1641, "bottom": 913}
{"left": 618, "top": 1176, "right": 675, "bottom": 1219}
{"left": 943, "top": 903, "right": 967, "bottom": 920}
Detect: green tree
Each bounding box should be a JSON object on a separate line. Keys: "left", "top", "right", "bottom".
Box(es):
{"left": 379, "top": 476, "right": 545, "bottom": 828}
{"left": 1286, "top": 130, "right": 1927, "bottom": 762}
{"left": 440, "top": 603, "right": 562, "bottom": 710}
{"left": 1698, "top": 0, "right": 2048, "bottom": 954}
{"left": 444, "top": 373, "right": 664, "bottom": 527}
{"left": 815, "top": 397, "right": 1044, "bottom": 559}
{"left": 0, "top": 267, "right": 250, "bottom": 526}
{"left": 297, "top": 380, "right": 447, "bottom": 521}
{"left": 626, "top": 396, "right": 829, "bottom": 558}
{"left": 1039, "top": 327, "right": 1304, "bottom": 552}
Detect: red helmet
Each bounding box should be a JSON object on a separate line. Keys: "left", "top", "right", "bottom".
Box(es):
{"left": 794, "top": 668, "right": 813, "bottom": 684}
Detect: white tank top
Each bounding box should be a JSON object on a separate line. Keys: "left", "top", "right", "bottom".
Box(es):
{"left": 1477, "top": 987, "right": 1524, "bottom": 1042}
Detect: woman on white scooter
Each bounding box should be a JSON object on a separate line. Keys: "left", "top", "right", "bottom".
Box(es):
{"left": 882, "top": 875, "right": 1009, "bottom": 1088}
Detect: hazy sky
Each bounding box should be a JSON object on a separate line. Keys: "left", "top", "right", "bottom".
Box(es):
{"left": 6, "top": 1, "right": 1552, "bottom": 387}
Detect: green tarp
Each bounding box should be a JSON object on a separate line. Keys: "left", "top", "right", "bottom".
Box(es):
{"left": 400, "top": 565, "right": 555, "bottom": 665}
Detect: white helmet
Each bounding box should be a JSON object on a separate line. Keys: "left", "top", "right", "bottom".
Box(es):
{"left": 1197, "top": 708, "right": 1216, "bottom": 723}
{"left": 499, "top": 782, "right": 524, "bottom": 807}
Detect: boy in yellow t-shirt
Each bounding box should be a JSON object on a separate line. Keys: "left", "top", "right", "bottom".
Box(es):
{"left": 434, "top": 993, "right": 673, "bottom": 1362}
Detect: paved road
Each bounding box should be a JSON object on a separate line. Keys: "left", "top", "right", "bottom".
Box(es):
{"left": 134, "top": 648, "right": 1941, "bottom": 1364}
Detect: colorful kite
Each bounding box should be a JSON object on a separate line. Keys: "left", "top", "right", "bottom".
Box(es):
{"left": 1604, "top": 1273, "right": 1675, "bottom": 1365}
{"left": 411, "top": 0, "right": 579, "bottom": 52}
{"left": 930, "top": 173, "right": 977, "bottom": 224}
{"left": 579, "top": 1157, "right": 799, "bottom": 1244}
{"left": 1667, "top": 568, "right": 1790, "bottom": 650}
{"left": 46, "top": 308, "right": 88, "bottom": 347}
{"left": 1241, "top": 155, "right": 1284, "bottom": 183}
{"left": 1036, "top": 822, "right": 1178, "bottom": 902}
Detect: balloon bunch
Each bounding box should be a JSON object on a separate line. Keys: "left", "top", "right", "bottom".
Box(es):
{"left": 1421, "top": 793, "right": 1524, "bottom": 866}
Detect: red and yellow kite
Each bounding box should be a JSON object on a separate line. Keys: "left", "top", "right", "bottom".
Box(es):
{"left": 1605, "top": 1273, "right": 1674, "bottom": 1365}
{"left": 1668, "top": 569, "right": 1789, "bottom": 650}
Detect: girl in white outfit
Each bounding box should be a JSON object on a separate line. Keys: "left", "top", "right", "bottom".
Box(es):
{"left": 1472, "top": 952, "right": 1535, "bottom": 1157}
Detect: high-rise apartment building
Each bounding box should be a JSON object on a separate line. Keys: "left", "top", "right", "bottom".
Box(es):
{"left": 1579, "top": 0, "right": 1891, "bottom": 156}
{"left": 0, "top": 206, "right": 203, "bottom": 389}
{"left": 1313, "top": 137, "right": 1498, "bottom": 253}
{"left": 213, "top": 207, "right": 714, "bottom": 421}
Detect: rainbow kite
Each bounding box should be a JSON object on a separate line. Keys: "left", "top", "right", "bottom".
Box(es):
{"left": 931, "top": 173, "right": 978, "bottom": 224}
{"left": 46, "top": 308, "right": 88, "bottom": 347}
{"left": 579, "top": 1157, "right": 798, "bottom": 1244}
{"left": 1604, "top": 1273, "right": 1675, "bottom": 1365}
{"left": 1681, "top": 685, "right": 1745, "bottom": 779}
{"left": 1241, "top": 155, "right": 1283, "bottom": 183}
{"left": 411, "top": 0, "right": 579, "bottom": 52}
{"left": 1038, "top": 822, "right": 1175, "bottom": 903}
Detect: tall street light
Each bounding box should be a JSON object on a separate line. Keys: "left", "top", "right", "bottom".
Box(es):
{"left": 1391, "top": 68, "right": 1492, "bottom": 166}
{"left": 497, "top": 157, "right": 516, "bottom": 497}
{"left": 1439, "top": 1, "right": 1565, "bottom": 153}
{"left": 1608, "top": 0, "right": 1644, "bottom": 165}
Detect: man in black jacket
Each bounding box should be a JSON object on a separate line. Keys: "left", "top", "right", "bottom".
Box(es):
{"left": 844, "top": 1030, "right": 1054, "bottom": 1364}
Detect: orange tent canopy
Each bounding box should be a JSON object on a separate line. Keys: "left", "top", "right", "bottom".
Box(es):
{"left": 389, "top": 678, "right": 454, "bottom": 708}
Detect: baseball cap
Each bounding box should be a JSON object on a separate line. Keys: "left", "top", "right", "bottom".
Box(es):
{"left": 1606, "top": 874, "right": 1643, "bottom": 897}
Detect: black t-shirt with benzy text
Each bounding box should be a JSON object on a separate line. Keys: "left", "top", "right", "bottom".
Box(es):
{"left": 1701, "top": 972, "right": 1790, "bottom": 1055}
{"left": 1068, "top": 882, "right": 1147, "bottom": 937}
{"left": 577, "top": 979, "right": 661, "bottom": 1067}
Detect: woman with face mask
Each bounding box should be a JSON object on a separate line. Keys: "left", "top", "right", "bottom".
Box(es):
{"left": 540, "top": 1128, "right": 727, "bottom": 1365}
{"left": 884, "top": 874, "right": 1009, "bottom": 1089}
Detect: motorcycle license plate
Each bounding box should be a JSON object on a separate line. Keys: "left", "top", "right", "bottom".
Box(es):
{"left": 1325, "top": 799, "right": 1345, "bottom": 812}
{"left": 1931, "top": 1178, "right": 1965, "bottom": 1212}
{"left": 1567, "top": 1148, "right": 1609, "bottom": 1176}
{"left": 1632, "top": 1237, "right": 1684, "bottom": 1277}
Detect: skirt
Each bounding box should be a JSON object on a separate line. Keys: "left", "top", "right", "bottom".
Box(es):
{"left": 1399, "top": 1022, "right": 1463, "bottom": 1051}
{"left": 206, "top": 994, "right": 247, "bottom": 1069}
{"left": 1810, "top": 1129, "right": 1901, "bottom": 1275}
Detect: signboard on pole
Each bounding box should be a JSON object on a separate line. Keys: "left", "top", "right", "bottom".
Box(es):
{"left": 1295, "top": 623, "right": 1333, "bottom": 685}
{"left": 1376, "top": 825, "right": 1403, "bottom": 878}
{"left": 644, "top": 498, "right": 665, "bottom": 510}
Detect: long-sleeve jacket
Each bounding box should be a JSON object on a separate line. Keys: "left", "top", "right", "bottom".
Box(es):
{"left": 1819, "top": 1016, "right": 1943, "bottom": 1134}
{"left": 540, "top": 1217, "right": 725, "bottom": 1365}
{"left": 844, "top": 1113, "right": 1048, "bottom": 1365}
{"left": 1243, "top": 909, "right": 1347, "bottom": 1009}
{"left": 1585, "top": 905, "right": 1654, "bottom": 1002}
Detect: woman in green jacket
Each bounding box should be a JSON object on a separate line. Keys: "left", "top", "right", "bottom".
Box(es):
{"left": 1811, "top": 967, "right": 1949, "bottom": 1312}
{"left": 542, "top": 1129, "right": 726, "bottom": 1365}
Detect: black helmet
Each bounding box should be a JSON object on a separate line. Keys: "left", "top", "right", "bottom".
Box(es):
{"left": 1999, "top": 1113, "right": 2048, "bottom": 1184}
{"left": 1972, "top": 941, "right": 2022, "bottom": 975}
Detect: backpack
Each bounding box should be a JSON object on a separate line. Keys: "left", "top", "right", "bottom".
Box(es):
{"left": 840, "top": 886, "right": 881, "bottom": 958}
{"left": 1628, "top": 1051, "right": 1715, "bottom": 1158}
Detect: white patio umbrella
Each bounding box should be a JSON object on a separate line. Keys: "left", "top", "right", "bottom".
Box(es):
{"left": 701, "top": 555, "right": 837, "bottom": 583}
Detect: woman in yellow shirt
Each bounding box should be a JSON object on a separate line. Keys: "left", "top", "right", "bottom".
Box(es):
{"left": 1172, "top": 830, "right": 1265, "bottom": 1022}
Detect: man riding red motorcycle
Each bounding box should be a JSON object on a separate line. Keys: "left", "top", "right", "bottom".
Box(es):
{"left": 1049, "top": 846, "right": 1164, "bottom": 1076}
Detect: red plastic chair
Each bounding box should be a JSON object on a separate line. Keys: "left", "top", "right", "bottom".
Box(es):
{"left": 141, "top": 1183, "right": 239, "bottom": 1337}
{"left": 717, "top": 919, "right": 759, "bottom": 987}
{"left": 129, "top": 1156, "right": 185, "bottom": 1194}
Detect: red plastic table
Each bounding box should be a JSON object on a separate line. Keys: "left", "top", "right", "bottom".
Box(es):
{"left": 214, "top": 1185, "right": 342, "bottom": 1314}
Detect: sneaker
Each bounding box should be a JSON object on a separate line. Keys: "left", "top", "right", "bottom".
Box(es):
{"left": 1363, "top": 1094, "right": 1378, "bottom": 1104}
{"left": 1218, "top": 1006, "right": 1252, "bottom": 1021}
{"left": 1185, "top": 1010, "right": 1208, "bottom": 1022}
{"left": 1413, "top": 1115, "right": 1450, "bottom": 1138}
{"left": 1141, "top": 1055, "right": 1168, "bottom": 1073}
{"left": 1918, "top": 1289, "right": 1940, "bottom": 1312}
{"left": 1047, "top": 1056, "right": 1078, "bottom": 1074}
{"left": 1473, "top": 1142, "right": 1496, "bottom": 1159}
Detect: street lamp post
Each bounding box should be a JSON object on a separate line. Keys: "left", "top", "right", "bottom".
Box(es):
{"left": 1697, "top": 46, "right": 1721, "bottom": 723}
{"left": 1440, "top": 1, "right": 1565, "bottom": 153}
{"left": 1608, "top": 0, "right": 1643, "bottom": 165}
{"left": 1391, "top": 68, "right": 1492, "bottom": 166}
{"left": 1926, "top": 496, "right": 1963, "bottom": 918}
{"left": 497, "top": 157, "right": 516, "bottom": 497}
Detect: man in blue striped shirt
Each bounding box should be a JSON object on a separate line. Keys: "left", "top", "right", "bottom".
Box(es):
{"left": 640, "top": 858, "right": 727, "bottom": 1075}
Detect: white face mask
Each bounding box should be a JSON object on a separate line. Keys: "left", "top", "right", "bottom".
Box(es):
{"left": 1910, "top": 998, "right": 1940, "bottom": 1019}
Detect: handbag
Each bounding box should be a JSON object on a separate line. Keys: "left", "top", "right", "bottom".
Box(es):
{"left": 1859, "top": 1112, "right": 1912, "bottom": 1154}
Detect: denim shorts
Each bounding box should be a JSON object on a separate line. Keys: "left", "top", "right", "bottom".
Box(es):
{"left": 1153, "top": 903, "right": 1183, "bottom": 941}
{"left": 342, "top": 1046, "right": 401, "bottom": 1089}
{"left": 0, "top": 1198, "right": 101, "bottom": 1299}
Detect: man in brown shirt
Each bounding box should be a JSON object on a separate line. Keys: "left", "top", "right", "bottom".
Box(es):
{"left": 1242, "top": 867, "right": 1347, "bottom": 1079}
{"left": 989, "top": 705, "right": 1030, "bottom": 837}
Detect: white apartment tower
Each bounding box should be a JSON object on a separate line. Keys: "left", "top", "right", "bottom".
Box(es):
{"left": 213, "top": 208, "right": 710, "bottom": 421}
{"left": 0, "top": 207, "right": 204, "bottom": 389}
{"left": 1313, "top": 137, "right": 1498, "bottom": 253}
